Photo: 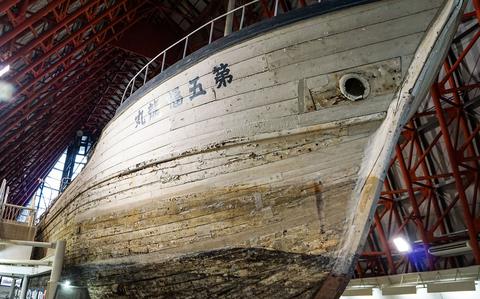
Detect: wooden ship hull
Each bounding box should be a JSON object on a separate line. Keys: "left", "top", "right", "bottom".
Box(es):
{"left": 37, "top": 0, "right": 465, "bottom": 298}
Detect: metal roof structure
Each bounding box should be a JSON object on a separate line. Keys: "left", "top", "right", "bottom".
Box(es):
{"left": 1, "top": 0, "right": 480, "bottom": 282}
{"left": 356, "top": 4, "right": 480, "bottom": 277}
{"left": 0, "top": 0, "right": 223, "bottom": 207}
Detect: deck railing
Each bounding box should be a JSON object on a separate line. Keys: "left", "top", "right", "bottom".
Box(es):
{"left": 120, "top": 0, "right": 288, "bottom": 105}
{"left": 0, "top": 203, "right": 36, "bottom": 226}
{"left": 0, "top": 179, "right": 36, "bottom": 226}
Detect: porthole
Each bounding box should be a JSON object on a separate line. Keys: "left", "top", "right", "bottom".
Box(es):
{"left": 339, "top": 74, "right": 370, "bottom": 101}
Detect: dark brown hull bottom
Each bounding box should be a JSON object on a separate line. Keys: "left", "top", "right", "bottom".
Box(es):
{"left": 61, "top": 248, "right": 336, "bottom": 298}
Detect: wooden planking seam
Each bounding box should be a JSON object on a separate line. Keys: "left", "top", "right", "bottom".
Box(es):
{"left": 70, "top": 139, "right": 364, "bottom": 226}
{"left": 85, "top": 31, "right": 420, "bottom": 180}
{"left": 107, "top": 0, "right": 441, "bottom": 133}
{"left": 265, "top": 8, "right": 438, "bottom": 69}
{"left": 42, "top": 110, "right": 384, "bottom": 224}
{"left": 77, "top": 188, "right": 321, "bottom": 242}
{"left": 94, "top": 7, "right": 432, "bottom": 157}
{"left": 40, "top": 119, "right": 376, "bottom": 234}
{"left": 75, "top": 171, "right": 355, "bottom": 233}
{"left": 74, "top": 130, "right": 367, "bottom": 210}
{"left": 102, "top": 25, "right": 424, "bottom": 151}
{"left": 75, "top": 208, "right": 321, "bottom": 261}
{"left": 81, "top": 203, "right": 314, "bottom": 248}
{"left": 66, "top": 27, "right": 416, "bottom": 192}
{"left": 42, "top": 144, "right": 364, "bottom": 240}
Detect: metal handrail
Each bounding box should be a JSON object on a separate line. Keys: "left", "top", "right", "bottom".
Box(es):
{"left": 119, "top": 0, "right": 284, "bottom": 106}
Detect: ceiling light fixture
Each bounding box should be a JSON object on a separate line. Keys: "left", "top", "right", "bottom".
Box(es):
{"left": 393, "top": 237, "right": 412, "bottom": 253}
{"left": 0, "top": 65, "right": 10, "bottom": 77}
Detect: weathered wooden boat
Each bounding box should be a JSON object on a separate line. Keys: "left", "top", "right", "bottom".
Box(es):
{"left": 36, "top": 0, "right": 466, "bottom": 298}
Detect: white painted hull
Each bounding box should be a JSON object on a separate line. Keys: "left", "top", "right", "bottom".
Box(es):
{"left": 37, "top": 0, "right": 465, "bottom": 298}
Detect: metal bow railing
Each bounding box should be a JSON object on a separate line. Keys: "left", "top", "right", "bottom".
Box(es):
{"left": 119, "top": 0, "right": 287, "bottom": 105}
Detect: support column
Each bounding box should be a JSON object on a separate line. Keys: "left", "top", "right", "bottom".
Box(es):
{"left": 20, "top": 275, "right": 28, "bottom": 299}
{"left": 8, "top": 278, "right": 16, "bottom": 299}
{"left": 47, "top": 240, "right": 66, "bottom": 299}
{"left": 60, "top": 138, "right": 78, "bottom": 192}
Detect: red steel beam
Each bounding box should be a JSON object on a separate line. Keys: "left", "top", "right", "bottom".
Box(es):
{"left": 3, "top": 0, "right": 107, "bottom": 68}
{"left": 431, "top": 84, "right": 480, "bottom": 264}
{"left": 0, "top": 0, "right": 21, "bottom": 14}
{"left": 5, "top": 98, "right": 97, "bottom": 201}
{"left": 0, "top": 54, "right": 122, "bottom": 176}
{"left": 11, "top": 1, "right": 142, "bottom": 98}
{"left": 0, "top": 0, "right": 62, "bottom": 48}
{"left": 0, "top": 50, "right": 129, "bottom": 181}
{"left": 374, "top": 211, "right": 396, "bottom": 274}
{"left": 0, "top": 47, "right": 116, "bottom": 152}
{"left": 0, "top": 7, "right": 145, "bottom": 132}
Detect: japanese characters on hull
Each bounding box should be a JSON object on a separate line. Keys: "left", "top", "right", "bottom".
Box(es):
{"left": 134, "top": 64, "right": 233, "bottom": 128}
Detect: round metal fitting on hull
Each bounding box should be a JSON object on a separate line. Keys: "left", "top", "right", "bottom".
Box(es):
{"left": 339, "top": 74, "right": 370, "bottom": 101}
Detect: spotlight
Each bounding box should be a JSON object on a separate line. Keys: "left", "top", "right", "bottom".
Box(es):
{"left": 393, "top": 237, "right": 412, "bottom": 253}
{"left": 63, "top": 280, "right": 71, "bottom": 288}
{"left": 0, "top": 65, "right": 10, "bottom": 77}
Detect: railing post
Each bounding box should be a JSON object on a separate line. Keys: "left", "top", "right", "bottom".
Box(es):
{"left": 28, "top": 208, "right": 36, "bottom": 226}
{"left": 224, "top": 0, "right": 236, "bottom": 36}
{"left": 161, "top": 52, "right": 166, "bottom": 72}
{"left": 240, "top": 6, "right": 246, "bottom": 30}
{"left": 143, "top": 64, "right": 149, "bottom": 85}
{"left": 29, "top": 197, "right": 36, "bottom": 226}
{"left": 120, "top": 85, "right": 128, "bottom": 105}
{"left": 0, "top": 180, "right": 6, "bottom": 219}
{"left": 209, "top": 21, "right": 215, "bottom": 44}
{"left": 183, "top": 36, "right": 189, "bottom": 58}
{"left": 274, "top": 0, "right": 279, "bottom": 16}
{"left": 130, "top": 77, "right": 135, "bottom": 96}
{"left": 0, "top": 179, "right": 6, "bottom": 202}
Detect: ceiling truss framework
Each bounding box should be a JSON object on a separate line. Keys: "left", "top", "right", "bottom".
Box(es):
{"left": 357, "top": 4, "right": 480, "bottom": 277}
{"left": 0, "top": 0, "right": 305, "bottom": 207}
{"left": 4, "top": 0, "right": 480, "bottom": 280}
{"left": 0, "top": 0, "right": 225, "bottom": 206}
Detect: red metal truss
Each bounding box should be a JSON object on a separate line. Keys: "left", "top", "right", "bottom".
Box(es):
{"left": 1, "top": 1, "right": 146, "bottom": 121}
{"left": 358, "top": 4, "right": 480, "bottom": 277}
{"left": 0, "top": 51, "right": 122, "bottom": 178}
{"left": 2, "top": 50, "right": 134, "bottom": 203}
{"left": 0, "top": 0, "right": 218, "bottom": 206}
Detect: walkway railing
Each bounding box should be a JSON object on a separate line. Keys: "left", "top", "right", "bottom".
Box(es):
{"left": 1, "top": 203, "right": 36, "bottom": 226}
{"left": 120, "top": 0, "right": 287, "bottom": 105}
{"left": 0, "top": 179, "right": 36, "bottom": 226}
